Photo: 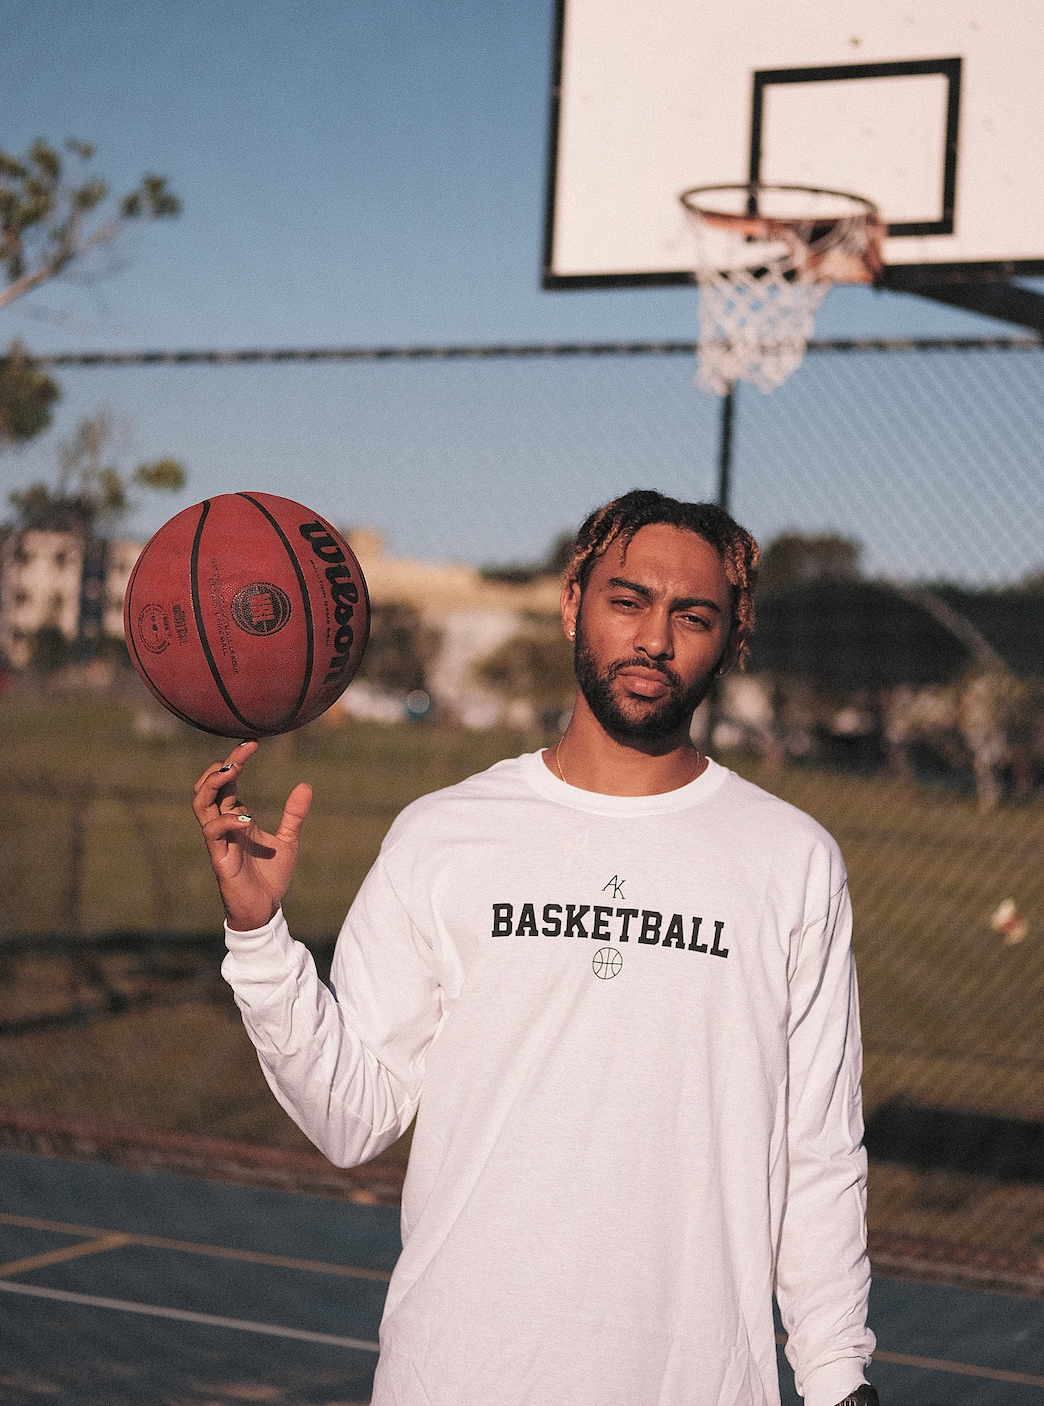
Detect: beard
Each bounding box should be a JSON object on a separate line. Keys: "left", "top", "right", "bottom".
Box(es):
{"left": 573, "top": 615, "right": 719, "bottom": 742}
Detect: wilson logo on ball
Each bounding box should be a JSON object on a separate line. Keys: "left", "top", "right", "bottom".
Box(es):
{"left": 231, "top": 582, "right": 292, "bottom": 636}
{"left": 298, "top": 520, "right": 361, "bottom": 684}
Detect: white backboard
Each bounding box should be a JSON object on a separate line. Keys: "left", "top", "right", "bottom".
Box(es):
{"left": 543, "top": 0, "right": 1044, "bottom": 288}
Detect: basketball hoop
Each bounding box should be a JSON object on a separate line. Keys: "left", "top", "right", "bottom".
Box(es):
{"left": 679, "top": 183, "right": 885, "bottom": 396}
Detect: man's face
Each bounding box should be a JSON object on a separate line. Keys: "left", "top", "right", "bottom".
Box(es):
{"left": 563, "top": 523, "right": 734, "bottom": 743}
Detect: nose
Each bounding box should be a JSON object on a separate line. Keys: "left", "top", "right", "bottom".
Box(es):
{"left": 633, "top": 605, "right": 673, "bottom": 661}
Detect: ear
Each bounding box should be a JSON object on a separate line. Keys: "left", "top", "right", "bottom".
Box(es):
{"left": 561, "top": 580, "right": 581, "bottom": 642}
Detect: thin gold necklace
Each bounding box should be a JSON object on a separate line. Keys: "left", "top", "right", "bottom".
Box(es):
{"left": 554, "top": 740, "right": 568, "bottom": 784}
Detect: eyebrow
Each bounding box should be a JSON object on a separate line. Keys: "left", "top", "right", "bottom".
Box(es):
{"left": 605, "top": 576, "right": 723, "bottom": 613}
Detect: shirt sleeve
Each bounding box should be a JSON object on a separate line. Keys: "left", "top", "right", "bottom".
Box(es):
{"left": 221, "top": 854, "right": 444, "bottom": 1168}
{"left": 775, "top": 856, "right": 876, "bottom": 1406}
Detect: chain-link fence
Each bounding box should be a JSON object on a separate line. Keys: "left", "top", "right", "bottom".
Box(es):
{"left": 2, "top": 336, "right": 1043, "bottom": 1283}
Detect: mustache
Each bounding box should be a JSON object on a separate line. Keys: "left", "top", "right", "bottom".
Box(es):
{"left": 605, "top": 656, "right": 683, "bottom": 690}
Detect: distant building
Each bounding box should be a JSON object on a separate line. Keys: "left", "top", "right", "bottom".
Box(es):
{"left": 0, "top": 529, "right": 142, "bottom": 668}
{"left": 346, "top": 528, "right": 561, "bottom": 620}
{"left": 344, "top": 528, "right": 562, "bottom": 726}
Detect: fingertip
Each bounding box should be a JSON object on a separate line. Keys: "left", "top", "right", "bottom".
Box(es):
{"left": 217, "top": 739, "right": 257, "bottom": 770}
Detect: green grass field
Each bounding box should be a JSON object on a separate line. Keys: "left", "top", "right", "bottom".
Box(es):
{"left": 2, "top": 690, "right": 1043, "bottom": 1244}
{"left": 729, "top": 757, "right": 1044, "bottom": 1125}
{"left": 0, "top": 692, "right": 526, "bottom": 940}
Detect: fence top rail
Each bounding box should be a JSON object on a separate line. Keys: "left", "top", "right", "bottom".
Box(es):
{"left": 9, "top": 336, "right": 1042, "bottom": 367}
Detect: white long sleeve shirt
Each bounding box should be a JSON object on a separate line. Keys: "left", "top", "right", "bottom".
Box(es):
{"left": 223, "top": 752, "right": 874, "bottom": 1406}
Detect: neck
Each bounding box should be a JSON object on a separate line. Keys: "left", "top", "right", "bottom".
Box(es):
{"left": 545, "top": 695, "right": 707, "bottom": 796}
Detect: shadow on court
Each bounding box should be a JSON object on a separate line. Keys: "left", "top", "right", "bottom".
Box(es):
{"left": 2, "top": 1147, "right": 1044, "bottom": 1404}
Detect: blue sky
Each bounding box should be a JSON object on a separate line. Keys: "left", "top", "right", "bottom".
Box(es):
{"left": 0, "top": 0, "right": 1036, "bottom": 568}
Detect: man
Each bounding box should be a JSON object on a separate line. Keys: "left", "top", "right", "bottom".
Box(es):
{"left": 194, "top": 489, "right": 877, "bottom": 1406}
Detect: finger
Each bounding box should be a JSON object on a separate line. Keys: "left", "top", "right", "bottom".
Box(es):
{"left": 194, "top": 740, "right": 257, "bottom": 790}
{"left": 203, "top": 815, "right": 279, "bottom": 874}
{"left": 193, "top": 777, "right": 235, "bottom": 824}
{"left": 200, "top": 808, "right": 264, "bottom": 859}
{"left": 192, "top": 741, "right": 259, "bottom": 820}
{"left": 274, "top": 782, "right": 313, "bottom": 844}
{"left": 194, "top": 760, "right": 238, "bottom": 810}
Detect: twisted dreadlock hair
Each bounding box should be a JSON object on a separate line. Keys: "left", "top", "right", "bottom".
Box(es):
{"left": 565, "top": 489, "right": 760, "bottom": 669}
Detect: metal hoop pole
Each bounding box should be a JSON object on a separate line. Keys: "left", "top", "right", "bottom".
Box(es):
{"left": 717, "top": 386, "right": 735, "bottom": 511}
{"left": 704, "top": 383, "right": 736, "bottom": 759}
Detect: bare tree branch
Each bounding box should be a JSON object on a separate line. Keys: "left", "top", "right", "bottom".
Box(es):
{"left": 0, "top": 137, "right": 180, "bottom": 313}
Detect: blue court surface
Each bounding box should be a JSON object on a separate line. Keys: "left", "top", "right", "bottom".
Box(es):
{"left": 1, "top": 1149, "right": 1042, "bottom": 1405}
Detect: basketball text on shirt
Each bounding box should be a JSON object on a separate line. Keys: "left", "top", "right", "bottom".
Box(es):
{"left": 491, "top": 901, "right": 728, "bottom": 956}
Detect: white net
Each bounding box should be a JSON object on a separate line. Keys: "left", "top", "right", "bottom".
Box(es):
{"left": 694, "top": 262, "right": 830, "bottom": 396}
{"left": 681, "top": 186, "right": 883, "bottom": 397}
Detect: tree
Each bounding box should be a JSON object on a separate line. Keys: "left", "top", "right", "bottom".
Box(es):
{"left": 0, "top": 138, "right": 180, "bottom": 461}
{"left": 0, "top": 339, "right": 59, "bottom": 449}
{"left": 8, "top": 408, "right": 184, "bottom": 535}
{"left": 757, "top": 533, "right": 861, "bottom": 596}
{"left": 475, "top": 619, "right": 575, "bottom": 715}
{"left": 0, "top": 137, "right": 180, "bottom": 311}
{"left": 356, "top": 603, "right": 442, "bottom": 695}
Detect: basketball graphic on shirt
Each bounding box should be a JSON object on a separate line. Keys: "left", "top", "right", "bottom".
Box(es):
{"left": 592, "top": 947, "right": 622, "bottom": 979}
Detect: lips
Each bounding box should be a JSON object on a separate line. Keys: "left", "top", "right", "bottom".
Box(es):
{"left": 610, "top": 661, "right": 677, "bottom": 699}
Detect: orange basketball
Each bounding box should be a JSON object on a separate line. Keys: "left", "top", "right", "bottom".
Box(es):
{"left": 124, "top": 492, "right": 369, "bottom": 737}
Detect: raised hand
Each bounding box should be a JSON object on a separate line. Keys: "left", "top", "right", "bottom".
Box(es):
{"left": 192, "top": 740, "right": 312, "bottom": 932}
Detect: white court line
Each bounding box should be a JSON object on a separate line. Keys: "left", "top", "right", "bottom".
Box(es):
{"left": 6, "top": 1281, "right": 1044, "bottom": 1391}
{"left": 0, "top": 1278, "right": 379, "bottom": 1353}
